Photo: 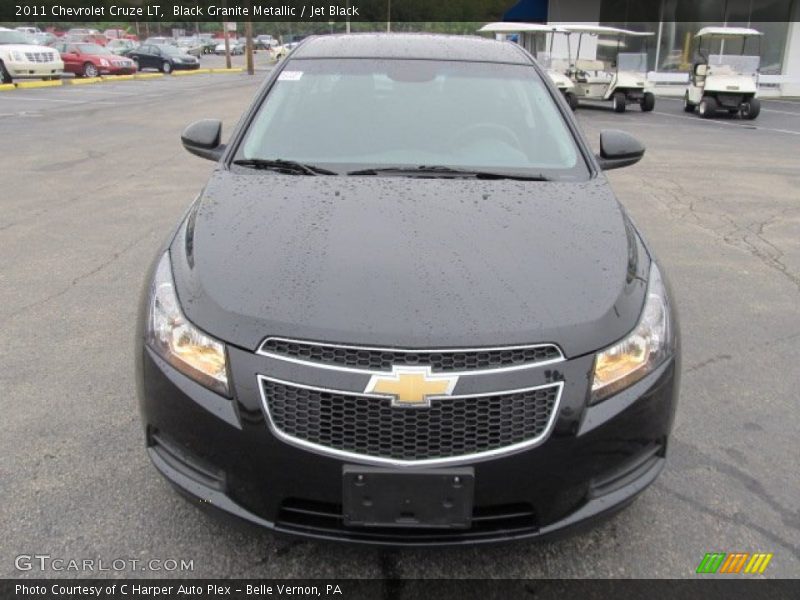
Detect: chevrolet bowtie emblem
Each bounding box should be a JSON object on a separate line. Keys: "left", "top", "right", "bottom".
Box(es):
{"left": 365, "top": 366, "right": 459, "bottom": 407}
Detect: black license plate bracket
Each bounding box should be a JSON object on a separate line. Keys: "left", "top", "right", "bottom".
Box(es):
{"left": 342, "top": 466, "right": 474, "bottom": 529}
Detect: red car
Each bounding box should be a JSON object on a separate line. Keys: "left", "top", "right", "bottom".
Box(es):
{"left": 54, "top": 42, "right": 137, "bottom": 77}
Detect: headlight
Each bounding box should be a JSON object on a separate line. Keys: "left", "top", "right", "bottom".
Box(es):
{"left": 99, "top": 59, "right": 109, "bottom": 67}
{"left": 590, "top": 263, "right": 671, "bottom": 403}
{"left": 146, "top": 252, "right": 229, "bottom": 396}
{"left": 10, "top": 51, "right": 25, "bottom": 61}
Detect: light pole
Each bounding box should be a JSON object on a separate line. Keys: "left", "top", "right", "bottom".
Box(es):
{"left": 387, "top": 0, "right": 391, "bottom": 33}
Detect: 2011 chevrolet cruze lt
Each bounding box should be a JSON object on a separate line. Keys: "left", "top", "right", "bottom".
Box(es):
{"left": 137, "top": 34, "right": 679, "bottom": 545}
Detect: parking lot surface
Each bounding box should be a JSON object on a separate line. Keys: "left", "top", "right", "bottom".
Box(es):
{"left": 1, "top": 73, "right": 798, "bottom": 579}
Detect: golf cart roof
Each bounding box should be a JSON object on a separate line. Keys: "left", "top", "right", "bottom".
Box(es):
{"left": 478, "top": 22, "right": 568, "bottom": 34}
{"left": 561, "top": 24, "right": 654, "bottom": 37}
{"left": 695, "top": 26, "right": 763, "bottom": 38}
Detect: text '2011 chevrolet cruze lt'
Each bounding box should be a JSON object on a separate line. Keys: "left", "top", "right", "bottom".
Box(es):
{"left": 137, "top": 34, "right": 679, "bottom": 545}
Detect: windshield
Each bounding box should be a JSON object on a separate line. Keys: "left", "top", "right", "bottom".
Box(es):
{"left": 77, "top": 44, "right": 110, "bottom": 55}
{"left": 617, "top": 52, "right": 648, "bottom": 73}
{"left": 239, "top": 59, "right": 587, "bottom": 180}
{"left": 708, "top": 54, "right": 760, "bottom": 74}
{"left": 0, "top": 31, "right": 32, "bottom": 45}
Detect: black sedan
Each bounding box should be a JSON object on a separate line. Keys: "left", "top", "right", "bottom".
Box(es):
{"left": 124, "top": 44, "right": 199, "bottom": 74}
{"left": 137, "top": 34, "right": 679, "bottom": 545}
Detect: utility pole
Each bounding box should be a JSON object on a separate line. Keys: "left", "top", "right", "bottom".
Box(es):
{"left": 223, "top": 23, "right": 232, "bottom": 69}
{"left": 346, "top": 1, "right": 351, "bottom": 33}
{"left": 387, "top": 0, "right": 391, "bottom": 33}
{"left": 244, "top": 12, "right": 254, "bottom": 75}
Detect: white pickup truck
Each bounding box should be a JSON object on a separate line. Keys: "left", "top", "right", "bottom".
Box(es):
{"left": 0, "top": 27, "right": 64, "bottom": 84}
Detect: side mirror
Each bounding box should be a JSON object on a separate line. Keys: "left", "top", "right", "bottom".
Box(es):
{"left": 695, "top": 64, "right": 708, "bottom": 76}
{"left": 596, "top": 129, "right": 645, "bottom": 170}
{"left": 181, "top": 119, "right": 225, "bottom": 161}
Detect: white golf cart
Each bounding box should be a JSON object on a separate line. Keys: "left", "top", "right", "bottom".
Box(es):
{"left": 478, "top": 22, "right": 579, "bottom": 110}
{"left": 683, "top": 27, "right": 763, "bottom": 119}
{"left": 562, "top": 24, "right": 655, "bottom": 113}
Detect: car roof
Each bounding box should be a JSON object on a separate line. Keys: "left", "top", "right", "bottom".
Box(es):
{"left": 291, "top": 33, "right": 531, "bottom": 64}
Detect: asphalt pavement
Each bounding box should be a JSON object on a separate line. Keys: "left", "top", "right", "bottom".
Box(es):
{"left": 0, "top": 74, "right": 798, "bottom": 580}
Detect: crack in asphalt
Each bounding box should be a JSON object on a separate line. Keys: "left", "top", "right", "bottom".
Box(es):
{"left": 637, "top": 174, "right": 800, "bottom": 292}
{"left": 2, "top": 229, "right": 155, "bottom": 322}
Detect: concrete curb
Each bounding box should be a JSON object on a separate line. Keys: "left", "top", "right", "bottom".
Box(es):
{"left": 14, "top": 80, "right": 63, "bottom": 89}
{"left": 0, "top": 83, "right": 16, "bottom": 91}
{"left": 172, "top": 69, "right": 212, "bottom": 76}
{"left": 211, "top": 68, "right": 244, "bottom": 74}
{"left": 134, "top": 73, "right": 165, "bottom": 80}
{"left": 103, "top": 74, "right": 135, "bottom": 82}
{"left": 67, "top": 77, "right": 103, "bottom": 86}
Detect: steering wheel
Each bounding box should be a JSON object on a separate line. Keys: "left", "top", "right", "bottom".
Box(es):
{"left": 451, "top": 122, "right": 522, "bottom": 150}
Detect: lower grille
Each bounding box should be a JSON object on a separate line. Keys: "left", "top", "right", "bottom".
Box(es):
{"left": 261, "top": 378, "right": 561, "bottom": 464}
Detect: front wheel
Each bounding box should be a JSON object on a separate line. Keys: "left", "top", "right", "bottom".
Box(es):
{"left": 641, "top": 92, "right": 655, "bottom": 112}
{"left": 83, "top": 62, "right": 99, "bottom": 78}
{"left": 1, "top": 61, "right": 14, "bottom": 84}
{"left": 564, "top": 91, "right": 578, "bottom": 111}
{"left": 698, "top": 96, "right": 717, "bottom": 119}
{"left": 683, "top": 92, "right": 695, "bottom": 113}
{"left": 741, "top": 97, "right": 760, "bottom": 120}
{"left": 162, "top": 61, "right": 173, "bottom": 74}
{"left": 612, "top": 91, "right": 627, "bottom": 113}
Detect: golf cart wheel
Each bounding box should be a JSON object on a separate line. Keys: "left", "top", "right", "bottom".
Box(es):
{"left": 162, "top": 61, "right": 173, "bottom": 74}
{"left": 742, "top": 97, "right": 760, "bottom": 120}
{"left": 641, "top": 92, "right": 655, "bottom": 112}
{"left": 698, "top": 96, "right": 717, "bottom": 119}
{"left": 565, "top": 92, "right": 578, "bottom": 111}
{"left": 683, "top": 93, "right": 695, "bottom": 112}
{"left": 1, "top": 60, "right": 13, "bottom": 84}
{"left": 83, "top": 62, "right": 99, "bottom": 78}
{"left": 612, "top": 91, "right": 627, "bottom": 113}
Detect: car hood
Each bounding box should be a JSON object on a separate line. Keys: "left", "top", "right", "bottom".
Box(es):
{"left": 170, "top": 171, "right": 649, "bottom": 357}
{"left": 2, "top": 43, "right": 55, "bottom": 53}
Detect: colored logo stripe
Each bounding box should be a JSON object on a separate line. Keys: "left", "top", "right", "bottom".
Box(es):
{"left": 697, "top": 553, "right": 726, "bottom": 574}
{"left": 696, "top": 552, "right": 773, "bottom": 574}
{"left": 744, "top": 553, "right": 773, "bottom": 574}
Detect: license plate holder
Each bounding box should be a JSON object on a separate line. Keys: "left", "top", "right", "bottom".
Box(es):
{"left": 342, "top": 466, "right": 474, "bottom": 529}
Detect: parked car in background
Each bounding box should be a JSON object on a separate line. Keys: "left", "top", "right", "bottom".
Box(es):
{"left": 177, "top": 37, "right": 204, "bottom": 58}
{"left": 144, "top": 37, "right": 176, "bottom": 47}
{"left": 254, "top": 34, "right": 274, "bottom": 50}
{"left": 197, "top": 34, "right": 217, "bottom": 54}
{"left": 66, "top": 28, "right": 99, "bottom": 37}
{"left": 124, "top": 44, "right": 200, "bottom": 73}
{"left": 54, "top": 42, "right": 137, "bottom": 77}
{"left": 0, "top": 27, "right": 64, "bottom": 83}
{"left": 15, "top": 26, "right": 41, "bottom": 36}
{"left": 30, "top": 32, "right": 57, "bottom": 47}
{"left": 104, "top": 29, "right": 128, "bottom": 40}
{"left": 215, "top": 39, "right": 245, "bottom": 55}
{"left": 107, "top": 39, "right": 136, "bottom": 55}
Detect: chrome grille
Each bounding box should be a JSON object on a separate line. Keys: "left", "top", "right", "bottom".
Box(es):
{"left": 260, "top": 377, "right": 561, "bottom": 464}
{"left": 259, "top": 338, "right": 563, "bottom": 372}
{"left": 24, "top": 51, "right": 56, "bottom": 63}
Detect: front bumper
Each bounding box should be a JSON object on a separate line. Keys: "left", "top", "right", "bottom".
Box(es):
{"left": 6, "top": 60, "right": 64, "bottom": 79}
{"left": 138, "top": 343, "right": 678, "bottom": 546}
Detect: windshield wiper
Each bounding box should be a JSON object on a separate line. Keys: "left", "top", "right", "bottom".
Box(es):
{"left": 232, "top": 158, "right": 337, "bottom": 176}
{"left": 346, "top": 165, "right": 550, "bottom": 181}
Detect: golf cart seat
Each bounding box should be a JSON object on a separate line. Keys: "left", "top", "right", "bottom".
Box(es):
{"left": 573, "top": 60, "right": 613, "bottom": 83}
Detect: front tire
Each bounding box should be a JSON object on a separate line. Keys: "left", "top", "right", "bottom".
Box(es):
{"left": 641, "top": 92, "right": 655, "bottom": 112}
{"left": 683, "top": 92, "right": 695, "bottom": 113}
{"left": 742, "top": 97, "right": 760, "bottom": 120}
{"left": 698, "top": 96, "right": 717, "bottom": 119}
{"left": 83, "top": 62, "right": 99, "bottom": 78}
{"left": 1, "top": 60, "right": 13, "bottom": 84}
{"left": 564, "top": 91, "right": 578, "bottom": 111}
{"left": 162, "top": 61, "right": 173, "bottom": 74}
{"left": 612, "top": 91, "right": 627, "bottom": 113}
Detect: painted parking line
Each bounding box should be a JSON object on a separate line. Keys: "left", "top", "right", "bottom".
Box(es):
{"left": 651, "top": 110, "right": 800, "bottom": 136}
{"left": 0, "top": 95, "right": 115, "bottom": 105}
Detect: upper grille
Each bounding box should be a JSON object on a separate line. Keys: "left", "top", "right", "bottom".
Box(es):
{"left": 261, "top": 378, "right": 561, "bottom": 463}
{"left": 24, "top": 51, "right": 56, "bottom": 63}
{"left": 259, "top": 338, "right": 563, "bottom": 372}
